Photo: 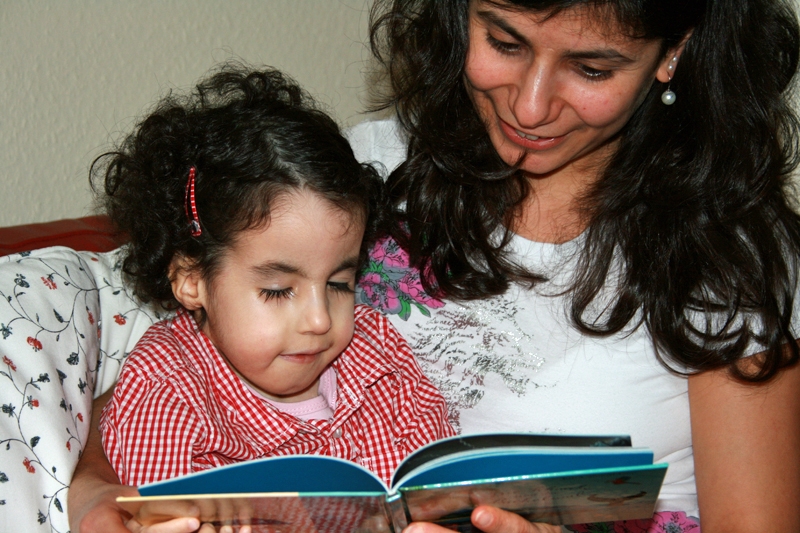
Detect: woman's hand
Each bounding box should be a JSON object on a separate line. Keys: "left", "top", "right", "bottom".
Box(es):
{"left": 404, "top": 505, "right": 561, "bottom": 533}
{"left": 471, "top": 506, "right": 561, "bottom": 533}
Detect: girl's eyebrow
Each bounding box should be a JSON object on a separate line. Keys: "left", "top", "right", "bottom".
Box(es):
{"left": 476, "top": 7, "right": 636, "bottom": 64}
{"left": 252, "top": 261, "right": 301, "bottom": 277}
{"left": 251, "top": 257, "right": 360, "bottom": 278}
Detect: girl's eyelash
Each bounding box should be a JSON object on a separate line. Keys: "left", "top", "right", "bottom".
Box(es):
{"left": 260, "top": 288, "right": 293, "bottom": 301}
{"left": 487, "top": 33, "right": 521, "bottom": 55}
{"left": 328, "top": 281, "right": 355, "bottom": 294}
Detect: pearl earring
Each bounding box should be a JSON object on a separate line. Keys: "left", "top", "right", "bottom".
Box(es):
{"left": 661, "top": 56, "right": 678, "bottom": 106}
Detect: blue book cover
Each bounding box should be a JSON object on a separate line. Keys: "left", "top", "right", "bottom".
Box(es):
{"left": 119, "top": 433, "right": 668, "bottom": 532}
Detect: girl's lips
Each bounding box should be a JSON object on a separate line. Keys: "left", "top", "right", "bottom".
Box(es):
{"left": 279, "top": 351, "right": 323, "bottom": 364}
{"left": 499, "top": 119, "right": 566, "bottom": 151}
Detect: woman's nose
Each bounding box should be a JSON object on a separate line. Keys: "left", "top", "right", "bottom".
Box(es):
{"left": 511, "top": 64, "right": 560, "bottom": 128}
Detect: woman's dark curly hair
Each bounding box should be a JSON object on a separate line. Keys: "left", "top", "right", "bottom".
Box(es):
{"left": 92, "top": 64, "right": 386, "bottom": 311}
{"left": 370, "top": 0, "right": 800, "bottom": 381}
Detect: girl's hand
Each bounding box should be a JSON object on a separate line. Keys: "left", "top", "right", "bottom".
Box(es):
{"left": 404, "top": 505, "right": 561, "bottom": 533}
{"left": 123, "top": 500, "right": 202, "bottom": 533}
{"left": 126, "top": 516, "right": 203, "bottom": 533}
{"left": 68, "top": 477, "right": 201, "bottom": 533}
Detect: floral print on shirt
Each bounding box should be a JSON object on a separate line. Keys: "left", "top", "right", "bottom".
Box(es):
{"left": 0, "top": 247, "right": 162, "bottom": 533}
{"left": 358, "top": 236, "right": 701, "bottom": 532}
{"left": 357, "top": 236, "right": 444, "bottom": 320}
{"left": 568, "top": 511, "right": 700, "bottom": 532}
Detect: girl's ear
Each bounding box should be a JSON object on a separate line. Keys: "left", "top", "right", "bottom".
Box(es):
{"left": 169, "top": 255, "right": 207, "bottom": 311}
{"left": 655, "top": 31, "right": 693, "bottom": 84}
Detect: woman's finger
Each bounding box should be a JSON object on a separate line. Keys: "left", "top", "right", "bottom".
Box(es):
{"left": 470, "top": 505, "right": 561, "bottom": 533}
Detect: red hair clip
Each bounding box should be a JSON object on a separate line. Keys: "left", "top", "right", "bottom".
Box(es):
{"left": 184, "top": 167, "right": 202, "bottom": 237}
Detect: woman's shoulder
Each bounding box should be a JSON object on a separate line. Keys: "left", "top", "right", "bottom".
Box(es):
{"left": 346, "top": 117, "right": 407, "bottom": 175}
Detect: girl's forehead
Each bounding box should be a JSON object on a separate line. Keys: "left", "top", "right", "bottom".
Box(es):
{"left": 269, "top": 188, "right": 366, "bottom": 230}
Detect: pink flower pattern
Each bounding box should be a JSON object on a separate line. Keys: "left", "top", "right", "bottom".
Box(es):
{"left": 567, "top": 511, "right": 700, "bottom": 532}
{"left": 357, "top": 236, "right": 444, "bottom": 320}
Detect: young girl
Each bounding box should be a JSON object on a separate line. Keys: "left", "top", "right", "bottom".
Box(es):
{"left": 95, "top": 65, "right": 454, "bottom": 493}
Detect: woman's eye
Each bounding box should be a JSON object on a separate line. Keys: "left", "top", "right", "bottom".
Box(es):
{"left": 328, "top": 281, "right": 355, "bottom": 294}
{"left": 487, "top": 33, "right": 521, "bottom": 55}
{"left": 260, "top": 288, "right": 294, "bottom": 301}
{"left": 578, "top": 64, "right": 613, "bottom": 81}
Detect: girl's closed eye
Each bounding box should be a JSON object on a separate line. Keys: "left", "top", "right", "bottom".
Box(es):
{"left": 328, "top": 281, "right": 355, "bottom": 294}
{"left": 260, "top": 287, "right": 294, "bottom": 302}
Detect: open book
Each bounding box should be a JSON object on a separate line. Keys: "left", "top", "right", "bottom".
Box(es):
{"left": 118, "top": 433, "right": 668, "bottom": 532}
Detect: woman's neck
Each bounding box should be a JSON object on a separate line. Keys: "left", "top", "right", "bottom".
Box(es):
{"left": 511, "top": 134, "right": 617, "bottom": 243}
{"left": 512, "top": 168, "right": 590, "bottom": 244}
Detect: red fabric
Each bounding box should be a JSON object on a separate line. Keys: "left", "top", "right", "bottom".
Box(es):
{"left": 0, "top": 215, "right": 122, "bottom": 256}
{"left": 100, "top": 305, "right": 455, "bottom": 487}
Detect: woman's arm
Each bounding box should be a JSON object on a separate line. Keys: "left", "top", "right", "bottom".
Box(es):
{"left": 68, "top": 388, "right": 137, "bottom": 533}
{"left": 689, "top": 353, "right": 800, "bottom": 532}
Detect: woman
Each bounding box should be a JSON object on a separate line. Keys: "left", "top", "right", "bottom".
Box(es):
{"left": 70, "top": 0, "right": 800, "bottom": 532}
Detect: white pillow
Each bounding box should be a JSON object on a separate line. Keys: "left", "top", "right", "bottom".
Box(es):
{"left": 0, "top": 246, "right": 164, "bottom": 532}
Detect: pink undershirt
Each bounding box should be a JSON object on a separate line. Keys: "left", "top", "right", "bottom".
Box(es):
{"left": 242, "top": 366, "right": 337, "bottom": 421}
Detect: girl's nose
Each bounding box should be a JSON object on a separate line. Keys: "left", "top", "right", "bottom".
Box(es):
{"left": 300, "top": 294, "right": 332, "bottom": 335}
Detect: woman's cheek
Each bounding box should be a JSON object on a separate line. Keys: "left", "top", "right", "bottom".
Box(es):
{"left": 571, "top": 89, "right": 632, "bottom": 129}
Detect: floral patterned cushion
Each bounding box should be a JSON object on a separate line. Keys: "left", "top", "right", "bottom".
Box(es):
{"left": 0, "top": 246, "right": 164, "bottom": 532}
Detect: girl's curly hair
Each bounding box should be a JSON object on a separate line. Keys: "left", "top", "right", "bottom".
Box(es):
{"left": 92, "top": 64, "right": 386, "bottom": 309}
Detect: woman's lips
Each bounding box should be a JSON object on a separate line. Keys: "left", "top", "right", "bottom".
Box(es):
{"left": 499, "top": 119, "right": 566, "bottom": 150}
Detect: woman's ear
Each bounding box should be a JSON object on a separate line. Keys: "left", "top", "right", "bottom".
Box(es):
{"left": 169, "top": 255, "right": 207, "bottom": 311}
{"left": 656, "top": 31, "right": 693, "bottom": 84}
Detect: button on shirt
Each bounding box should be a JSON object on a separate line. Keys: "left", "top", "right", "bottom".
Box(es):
{"left": 100, "top": 305, "right": 455, "bottom": 487}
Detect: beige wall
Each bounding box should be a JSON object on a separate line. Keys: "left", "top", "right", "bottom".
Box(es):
{"left": 1, "top": 1, "right": 799, "bottom": 227}
{"left": 0, "top": 1, "right": 374, "bottom": 226}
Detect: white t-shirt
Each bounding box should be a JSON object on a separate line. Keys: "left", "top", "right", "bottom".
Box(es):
{"left": 349, "top": 118, "right": 697, "bottom": 515}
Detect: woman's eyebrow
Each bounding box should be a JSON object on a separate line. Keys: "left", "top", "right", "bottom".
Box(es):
{"left": 478, "top": 7, "right": 637, "bottom": 64}
{"left": 476, "top": 8, "right": 531, "bottom": 47}
{"left": 564, "top": 49, "right": 635, "bottom": 63}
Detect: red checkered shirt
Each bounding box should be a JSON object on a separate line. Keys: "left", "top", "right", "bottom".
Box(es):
{"left": 100, "top": 305, "right": 455, "bottom": 487}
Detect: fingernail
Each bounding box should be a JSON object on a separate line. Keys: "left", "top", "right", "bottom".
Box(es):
{"left": 472, "top": 508, "right": 493, "bottom": 529}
